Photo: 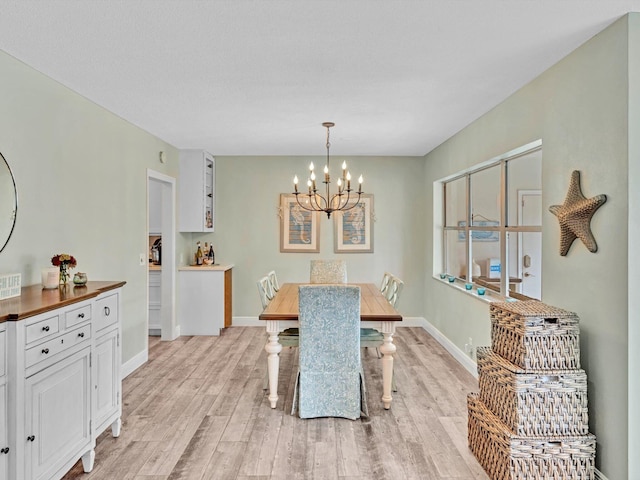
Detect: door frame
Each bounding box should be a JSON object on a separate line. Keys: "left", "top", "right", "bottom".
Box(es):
{"left": 147, "top": 170, "right": 179, "bottom": 341}
{"left": 517, "top": 189, "right": 542, "bottom": 297}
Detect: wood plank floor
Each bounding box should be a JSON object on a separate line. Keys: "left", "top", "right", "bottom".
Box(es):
{"left": 62, "top": 327, "right": 489, "bottom": 480}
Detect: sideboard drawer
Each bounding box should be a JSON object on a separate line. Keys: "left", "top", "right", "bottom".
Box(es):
{"left": 66, "top": 303, "right": 92, "bottom": 329}
{"left": 95, "top": 293, "right": 118, "bottom": 332}
{"left": 25, "top": 324, "right": 92, "bottom": 369}
{"left": 25, "top": 315, "right": 60, "bottom": 344}
{"left": 0, "top": 328, "right": 5, "bottom": 377}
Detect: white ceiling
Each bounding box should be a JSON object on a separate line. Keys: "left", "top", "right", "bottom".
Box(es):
{"left": 1, "top": 1, "right": 639, "bottom": 156}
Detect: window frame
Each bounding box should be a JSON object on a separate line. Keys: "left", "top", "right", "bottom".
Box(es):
{"left": 440, "top": 141, "right": 542, "bottom": 298}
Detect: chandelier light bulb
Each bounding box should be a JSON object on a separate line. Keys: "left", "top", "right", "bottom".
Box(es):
{"left": 342, "top": 161, "right": 347, "bottom": 170}
{"left": 310, "top": 171, "right": 316, "bottom": 181}
{"left": 293, "top": 175, "right": 298, "bottom": 185}
{"left": 358, "top": 175, "right": 363, "bottom": 184}
{"left": 309, "top": 162, "right": 314, "bottom": 171}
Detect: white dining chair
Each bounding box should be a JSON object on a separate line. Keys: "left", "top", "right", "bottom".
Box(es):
{"left": 257, "top": 275, "right": 275, "bottom": 310}
{"left": 309, "top": 259, "right": 347, "bottom": 284}
{"left": 386, "top": 274, "right": 404, "bottom": 308}
{"left": 380, "top": 272, "right": 392, "bottom": 297}
{"left": 267, "top": 270, "right": 280, "bottom": 293}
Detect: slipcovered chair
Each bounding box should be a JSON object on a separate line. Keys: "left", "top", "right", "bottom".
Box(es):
{"left": 257, "top": 275, "right": 275, "bottom": 310}
{"left": 292, "top": 285, "right": 368, "bottom": 419}
{"left": 309, "top": 259, "right": 347, "bottom": 284}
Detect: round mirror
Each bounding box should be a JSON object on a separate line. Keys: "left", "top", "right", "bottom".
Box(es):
{"left": 0, "top": 151, "right": 18, "bottom": 253}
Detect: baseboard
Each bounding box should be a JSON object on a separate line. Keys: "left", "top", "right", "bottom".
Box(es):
{"left": 232, "top": 316, "right": 262, "bottom": 327}
{"left": 121, "top": 348, "right": 148, "bottom": 379}
{"left": 418, "top": 317, "right": 478, "bottom": 378}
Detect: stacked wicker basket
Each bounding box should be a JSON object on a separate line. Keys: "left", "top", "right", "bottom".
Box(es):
{"left": 467, "top": 300, "right": 596, "bottom": 479}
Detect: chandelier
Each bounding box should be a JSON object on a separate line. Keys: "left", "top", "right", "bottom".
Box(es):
{"left": 293, "top": 122, "right": 363, "bottom": 219}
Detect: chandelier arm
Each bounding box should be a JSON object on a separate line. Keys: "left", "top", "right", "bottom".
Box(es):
{"left": 312, "top": 192, "right": 328, "bottom": 211}
{"left": 332, "top": 192, "right": 363, "bottom": 212}
{"left": 293, "top": 194, "right": 318, "bottom": 213}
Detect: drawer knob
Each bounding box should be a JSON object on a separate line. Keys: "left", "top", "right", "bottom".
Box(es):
{"left": 0, "top": 447, "right": 9, "bottom": 454}
{"left": 42, "top": 348, "right": 49, "bottom": 354}
{"left": 78, "top": 313, "right": 85, "bottom": 319}
{"left": 42, "top": 325, "right": 50, "bottom": 332}
{"left": 104, "top": 306, "right": 111, "bottom": 316}
{"left": 78, "top": 332, "right": 85, "bottom": 338}
{"left": 27, "top": 435, "right": 35, "bottom": 442}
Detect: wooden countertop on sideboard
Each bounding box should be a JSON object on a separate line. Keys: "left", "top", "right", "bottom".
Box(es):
{"left": 0, "top": 280, "right": 126, "bottom": 322}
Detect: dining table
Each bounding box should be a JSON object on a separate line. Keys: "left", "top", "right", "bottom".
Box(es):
{"left": 259, "top": 282, "right": 403, "bottom": 410}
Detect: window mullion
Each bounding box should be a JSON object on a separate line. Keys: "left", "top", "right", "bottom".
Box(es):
{"left": 466, "top": 174, "right": 472, "bottom": 281}
{"left": 500, "top": 161, "right": 509, "bottom": 296}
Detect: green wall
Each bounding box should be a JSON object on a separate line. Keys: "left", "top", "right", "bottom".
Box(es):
{"left": 423, "top": 15, "right": 634, "bottom": 479}
{"left": 186, "top": 155, "right": 426, "bottom": 319}
{"left": 0, "top": 49, "right": 187, "bottom": 364}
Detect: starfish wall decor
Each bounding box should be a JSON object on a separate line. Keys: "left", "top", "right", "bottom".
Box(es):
{"left": 549, "top": 170, "right": 607, "bottom": 256}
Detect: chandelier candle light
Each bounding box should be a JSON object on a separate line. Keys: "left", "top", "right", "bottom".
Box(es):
{"left": 293, "top": 122, "right": 363, "bottom": 219}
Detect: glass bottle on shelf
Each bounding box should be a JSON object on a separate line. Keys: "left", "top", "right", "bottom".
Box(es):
{"left": 208, "top": 243, "right": 215, "bottom": 264}
{"left": 195, "top": 241, "right": 203, "bottom": 266}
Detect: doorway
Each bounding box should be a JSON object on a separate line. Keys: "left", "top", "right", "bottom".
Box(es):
{"left": 147, "top": 170, "right": 179, "bottom": 341}
{"left": 517, "top": 190, "right": 542, "bottom": 299}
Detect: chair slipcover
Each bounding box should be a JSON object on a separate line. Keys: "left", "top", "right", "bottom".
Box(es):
{"left": 292, "top": 285, "right": 367, "bottom": 419}
{"left": 309, "top": 260, "right": 347, "bottom": 284}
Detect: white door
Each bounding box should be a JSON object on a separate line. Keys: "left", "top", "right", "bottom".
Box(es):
{"left": 0, "top": 383, "right": 6, "bottom": 480}
{"left": 25, "top": 348, "right": 91, "bottom": 480}
{"left": 518, "top": 191, "right": 542, "bottom": 299}
{"left": 94, "top": 329, "right": 119, "bottom": 431}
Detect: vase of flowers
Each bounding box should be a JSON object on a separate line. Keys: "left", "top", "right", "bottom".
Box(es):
{"left": 51, "top": 254, "right": 77, "bottom": 285}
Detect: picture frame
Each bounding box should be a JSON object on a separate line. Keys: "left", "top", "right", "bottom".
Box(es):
{"left": 279, "top": 194, "right": 320, "bottom": 253}
{"left": 334, "top": 194, "right": 374, "bottom": 253}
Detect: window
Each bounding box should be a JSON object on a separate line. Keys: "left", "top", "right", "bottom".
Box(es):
{"left": 439, "top": 141, "right": 542, "bottom": 299}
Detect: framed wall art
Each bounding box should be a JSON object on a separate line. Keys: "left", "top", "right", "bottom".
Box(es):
{"left": 279, "top": 194, "right": 320, "bottom": 253}
{"left": 333, "top": 194, "right": 374, "bottom": 253}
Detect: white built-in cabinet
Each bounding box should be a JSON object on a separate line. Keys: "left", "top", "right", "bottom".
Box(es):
{"left": 179, "top": 150, "right": 215, "bottom": 232}
{"left": 148, "top": 269, "right": 161, "bottom": 335}
{"left": 0, "top": 324, "right": 7, "bottom": 480}
{"left": 3, "top": 282, "right": 123, "bottom": 480}
{"left": 178, "top": 265, "right": 232, "bottom": 336}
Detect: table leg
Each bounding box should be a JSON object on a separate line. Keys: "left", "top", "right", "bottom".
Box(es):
{"left": 265, "top": 320, "right": 282, "bottom": 408}
{"left": 379, "top": 322, "right": 397, "bottom": 409}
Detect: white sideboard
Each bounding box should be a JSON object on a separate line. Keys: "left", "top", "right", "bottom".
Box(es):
{"left": 178, "top": 265, "right": 232, "bottom": 335}
{"left": 1, "top": 281, "right": 124, "bottom": 480}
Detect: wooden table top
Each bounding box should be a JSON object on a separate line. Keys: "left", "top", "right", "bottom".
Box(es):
{"left": 259, "top": 283, "right": 402, "bottom": 321}
{"left": 0, "top": 280, "right": 126, "bottom": 322}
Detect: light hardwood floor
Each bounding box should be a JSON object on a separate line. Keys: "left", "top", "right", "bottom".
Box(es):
{"left": 62, "top": 327, "right": 489, "bottom": 480}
